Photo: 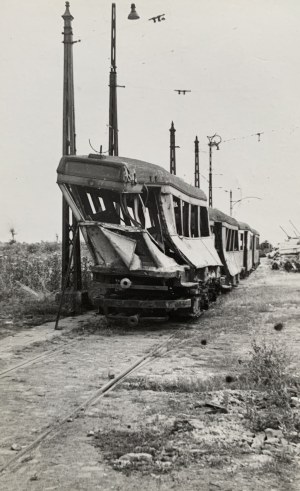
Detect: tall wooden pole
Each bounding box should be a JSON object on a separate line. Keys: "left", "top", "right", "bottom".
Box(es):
{"left": 170, "top": 121, "right": 176, "bottom": 175}
{"left": 207, "top": 134, "right": 222, "bottom": 209}
{"left": 62, "top": 2, "right": 82, "bottom": 291}
{"left": 194, "top": 136, "right": 200, "bottom": 188}
{"left": 208, "top": 143, "right": 213, "bottom": 207}
{"left": 108, "top": 3, "right": 118, "bottom": 156}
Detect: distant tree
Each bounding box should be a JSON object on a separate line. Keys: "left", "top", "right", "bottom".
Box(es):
{"left": 9, "top": 227, "right": 17, "bottom": 243}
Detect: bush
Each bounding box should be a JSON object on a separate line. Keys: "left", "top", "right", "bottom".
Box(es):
{"left": 243, "top": 339, "right": 299, "bottom": 434}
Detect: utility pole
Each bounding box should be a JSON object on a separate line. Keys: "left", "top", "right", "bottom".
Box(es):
{"left": 108, "top": 3, "right": 118, "bottom": 156}
{"left": 61, "top": 2, "right": 82, "bottom": 292}
{"left": 170, "top": 121, "right": 177, "bottom": 175}
{"left": 230, "top": 189, "right": 233, "bottom": 216}
{"left": 194, "top": 136, "right": 200, "bottom": 188}
{"left": 207, "top": 134, "right": 222, "bottom": 208}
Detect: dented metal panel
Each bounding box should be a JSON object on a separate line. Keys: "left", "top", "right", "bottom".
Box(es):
{"left": 223, "top": 251, "right": 243, "bottom": 276}
{"left": 171, "top": 235, "right": 222, "bottom": 268}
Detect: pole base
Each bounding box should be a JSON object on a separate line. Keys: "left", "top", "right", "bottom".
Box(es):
{"left": 55, "top": 290, "right": 91, "bottom": 314}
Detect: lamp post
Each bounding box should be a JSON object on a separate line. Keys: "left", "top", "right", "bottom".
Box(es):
{"left": 207, "top": 134, "right": 222, "bottom": 207}
{"left": 61, "top": 2, "right": 82, "bottom": 293}
{"left": 108, "top": 3, "right": 140, "bottom": 156}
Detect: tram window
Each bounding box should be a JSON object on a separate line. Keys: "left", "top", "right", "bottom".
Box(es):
{"left": 226, "top": 229, "right": 231, "bottom": 251}
{"left": 240, "top": 232, "right": 244, "bottom": 250}
{"left": 73, "top": 186, "right": 121, "bottom": 224}
{"left": 183, "top": 202, "right": 190, "bottom": 237}
{"left": 99, "top": 197, "right": 105, "bottom": 210}
{"left": 233, "top": 230, "right": 239, "bottom": 250}
{"left": 173, "top": 196, "right": 183, "bottom": 235}
{"left": 200, "top": 207, "right": 209, "bottom": 237}
{"left": 191, "top": 205, "right": 200, "bottom": 237}
{"left": 249, "top": 236, "right": 253, "bottom": 250}
{"left": 144, "top": 207, "right": 152, "bottom": 229}
{"left": 230, "top": 230, "right": 235, "bottom": 251}
{"left": 140, "top": 189, "right": 164, "bottom": 245}
{"left": 87, "top": 194, "right": 97, "bottom": 214}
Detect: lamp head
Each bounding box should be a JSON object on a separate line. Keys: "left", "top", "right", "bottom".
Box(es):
{"left": 128, "top": 3, "right": 140, "bottom": 20}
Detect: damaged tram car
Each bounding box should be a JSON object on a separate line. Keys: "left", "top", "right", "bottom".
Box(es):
{"left": 209, "top": 208, "right": 260, "bottom": 287}
{"left": 57, "top": 154, "right": 258, "bottom": 325}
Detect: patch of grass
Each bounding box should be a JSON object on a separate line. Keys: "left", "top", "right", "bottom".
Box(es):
{"left": 244, "top": 339, "right": 289, "bottom": 395}
{"left": 242, "top": 339, "right": 300, "bottom": 436}
{"left": 0, "top": 241, "right": 94, "bottom": 336}
{"left": 94, "top": 427, "right": 180, "bottom": 474}
{"left": 123, "top": 374, "right": 231, "bottom": 393}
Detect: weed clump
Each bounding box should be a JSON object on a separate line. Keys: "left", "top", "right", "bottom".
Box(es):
{"left": 243, "top": 339, "right": 299, "bottom": 436}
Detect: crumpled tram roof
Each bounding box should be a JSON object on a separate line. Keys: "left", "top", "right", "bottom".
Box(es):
{"left": 209, "top": 207, "right": 239, "bottom": 227}
{"left": 57, "top": 154, "right": 207, "bottom": 201}
{"left": 238, "top": 221, "right": 259, "bottom": 235}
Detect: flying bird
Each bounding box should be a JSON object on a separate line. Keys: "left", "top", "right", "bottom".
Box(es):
{"left": 149, "top": 14, "right": 166, "bottom": 23}
{"left": 174, "top": 89, "right": 191, "bottom": 95}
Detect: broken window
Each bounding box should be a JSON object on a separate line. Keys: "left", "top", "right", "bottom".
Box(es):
{"left": 239, "top": 232, "right": 244, "bottom": 250}
{"left": 191, "top": 205, "right": 200, "bottom": 238}
{"left": 70, "top": 186, "right": 120, "bottom": 224}
{"left": 183, "top": 202, "right": 190, "bottom": 237}
{"left": 140, "top": 189, "right": 164, "bottom": 246}
{"left": 226, "top": 229, "right": 231, "bottom": 251}
{"left": 173, "top": 196, "right": 183, "bottom": 235}
{"left": 200, "top": 207, "right": 209, "bottom": 237}
{"left": 233, "top": 230, "right": 239, "bottom": 250}
{"left": 249, "top": 235, "right": 253, "bottom": 250}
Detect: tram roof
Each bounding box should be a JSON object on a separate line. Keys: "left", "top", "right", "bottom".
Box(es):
{"left": 57, "top": 154, "right": 207, "bottom": 201}
{"left": 209, "top": 208, "right": 239, "bottom": 227}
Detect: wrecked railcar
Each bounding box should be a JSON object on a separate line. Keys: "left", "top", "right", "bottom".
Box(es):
{"left": 238, "top": 222, "right": 260, "bottom": 275}
{"left": 209, "top": 209, "right": 260, "bottom": 288}
{"left": 57, "top": 154, "right": 223, "bottom": 323}
{"left": 209, "top": 208, "right": 243, "bottom": 287}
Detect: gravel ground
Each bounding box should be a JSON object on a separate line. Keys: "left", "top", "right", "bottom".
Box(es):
{"left": 0, "top": 259, "right": 300, "bottom": 490}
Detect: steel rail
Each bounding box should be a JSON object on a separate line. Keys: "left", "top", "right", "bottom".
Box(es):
{"left": 0, "top": 327, "right": 185, "bottom": 475}
{"left": 0, "top": 341, "right": 78, "bottom": 380}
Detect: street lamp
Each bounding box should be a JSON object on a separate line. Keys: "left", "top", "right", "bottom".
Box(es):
{"left": 207, "top": 134, "right": 222, "bottom": 207}
{"left": 109, "top": 3, "right": 140, "bottom": 156}
{"left": 128, "top": 4, "right": 140, "bottom": 19}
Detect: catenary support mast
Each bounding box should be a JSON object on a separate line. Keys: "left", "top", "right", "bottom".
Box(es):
{"left": 108, "top": 3, "right": 118, "bottom": 156}
{"left": 61, "top": 2, "right": 82, "bottom": 291}
{"left": 194, "top": 135, "right": 200, "bottom": 188}
{"left": 170, "top": 121, "right": 176, "bottom": 175}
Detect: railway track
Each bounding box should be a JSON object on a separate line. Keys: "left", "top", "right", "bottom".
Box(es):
{"left": 0, "top": 342, "right": 78, "bottom": 379}
{"left": 0, "top": 324, "right": 185, "bottom": 476}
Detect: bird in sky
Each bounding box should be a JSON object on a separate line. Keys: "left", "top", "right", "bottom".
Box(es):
{"left": 174, "top": 89, "right": 192, "bottom": 95}
{"left": 149, "top": 14, "right": 166, "bottom": 23}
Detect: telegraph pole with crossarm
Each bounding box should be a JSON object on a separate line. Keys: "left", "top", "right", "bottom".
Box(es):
{"left": 61, "top": 2, "right": 82, "bottom": 294}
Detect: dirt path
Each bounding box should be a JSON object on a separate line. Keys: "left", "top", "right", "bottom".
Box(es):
{"left": 0, "top": 259, "right": 300, "bottom": 490}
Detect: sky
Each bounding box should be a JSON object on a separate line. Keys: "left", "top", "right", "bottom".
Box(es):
{"left": 0, "top": 0, "right": 300, "bottom": 244}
